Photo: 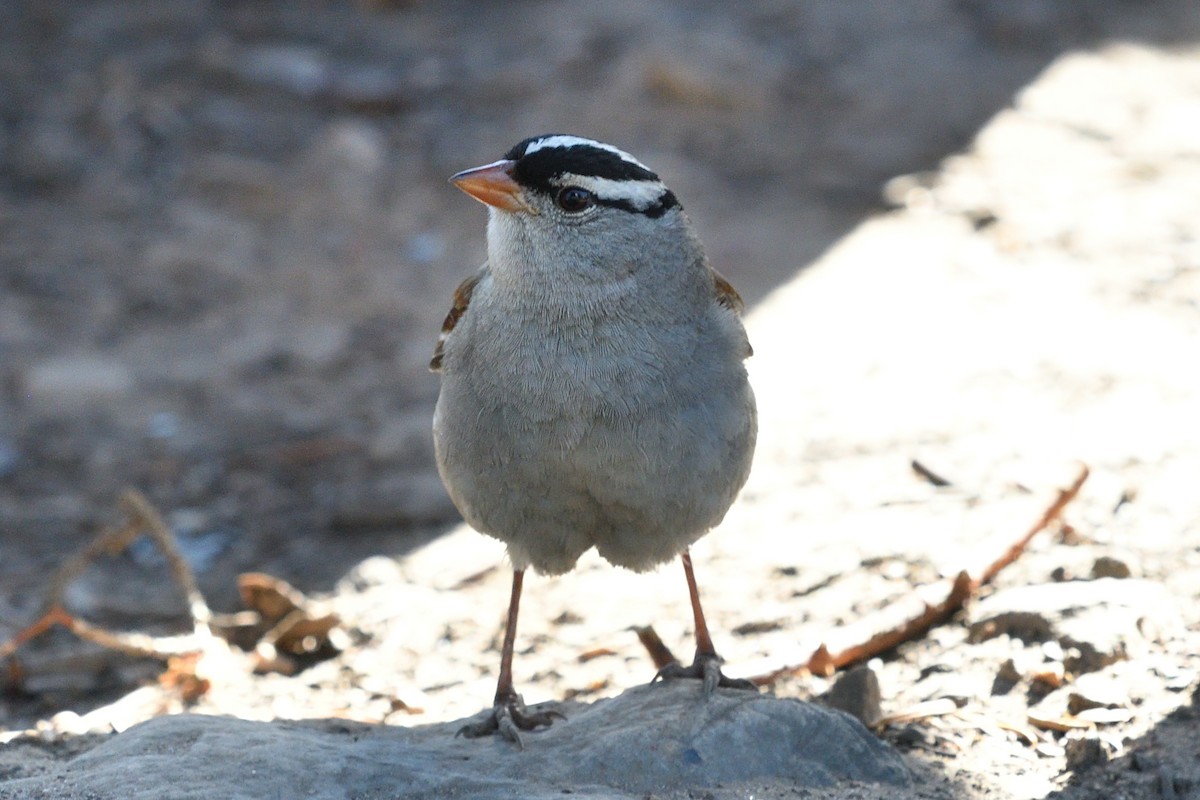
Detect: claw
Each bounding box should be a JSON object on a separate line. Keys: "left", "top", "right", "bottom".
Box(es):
{"left": 456, "top": 692, "right": 564, "bottom": 748}
{"left": 654, "top": 652, "right": 757, "bottom": 695}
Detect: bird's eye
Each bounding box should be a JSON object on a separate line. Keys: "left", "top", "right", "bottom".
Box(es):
{"left": 555, "top": 186, "right": 594, "bottom": 213}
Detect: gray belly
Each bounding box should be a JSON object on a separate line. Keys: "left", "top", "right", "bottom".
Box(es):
{"left": 433, "top": 357, "right": 756, "bottom": 575}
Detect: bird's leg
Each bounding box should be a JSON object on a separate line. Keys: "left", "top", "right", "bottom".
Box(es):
{"left": 654, "top": 549, "right": 757, "bottom": 694}
{"left": 457, "top": 568, "right": 563, "bottom": 747}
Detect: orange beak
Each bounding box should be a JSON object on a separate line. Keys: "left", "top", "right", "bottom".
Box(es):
{"left": 449, "top": 159, "right": 535, "bottom": 213}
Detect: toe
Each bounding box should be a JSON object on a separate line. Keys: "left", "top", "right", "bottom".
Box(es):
{"left": 653, "top": 653, "right": 757, "bottom": 694}
{"left": 457, "top": 697, "right": 563, "bottom": 746}
{"left": 495, "top": 708, "right": 525, "bottom": 750}
{"left": 456, "top": 716, "right": 498, "bottom": 739}
{"left": 702, "top": 658, "right": 721, "bottom": 695}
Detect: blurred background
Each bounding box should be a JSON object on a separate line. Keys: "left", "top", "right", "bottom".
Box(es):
{"left": 1, "top": 0, "right": 1199, "bottom": 674}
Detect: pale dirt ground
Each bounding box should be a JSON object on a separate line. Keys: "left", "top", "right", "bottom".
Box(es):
{"left": 2, "top": 3, "right": 1200, "bottom": 799}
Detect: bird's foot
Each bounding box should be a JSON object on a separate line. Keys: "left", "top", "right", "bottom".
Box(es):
{"left": 654, "top": 651, "right": 758, "bottom": 695}
{"left": 456, "top": 691, "right": 564, "bottom": 749}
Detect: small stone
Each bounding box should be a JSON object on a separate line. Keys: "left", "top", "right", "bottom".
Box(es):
{"left": 1064, "top": 737, "right": 1108, "bottom": 771}
{"left": 1090, "top": 556, "right": 1131, "bottom": 579}
{"left": 821, "top": 664, "right": 882, "bottom": 727}
{"left": 968, "top": 610, "right": 1053, "bottom": 644}
{"left": 24, "top": 355, "right": 134, "bottom": 409}
{"left": 992, "top": 658, "right": 1021, "bottom": 695}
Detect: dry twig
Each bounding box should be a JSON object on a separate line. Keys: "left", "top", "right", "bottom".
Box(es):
{"left": 633, "top": 625, "right": 678, "bottom": 670}
{"left": 910, "top": 459, "right": 954, "bottom": 488}
{"left": 1, "top": 489, "right": 217, "bottom": 670}
{"left": 751, "top": 462, "right": 1091, "bottom": 685}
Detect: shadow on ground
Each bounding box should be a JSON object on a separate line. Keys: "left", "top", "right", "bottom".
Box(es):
{"left": 1, "top": 4, "right": 1199, "bottom": 797}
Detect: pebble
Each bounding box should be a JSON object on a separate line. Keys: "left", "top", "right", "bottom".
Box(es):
{"left": 1064, "top": 736, "right": 1108, "bottom": 770}
{"left": 24, "top": 356, "right": 134, "bottom": 408}
{"left": 822, "top": 664, "right": 883, "bottom": 727}
{"left": 992, "top": 657, "right": 1022, "bottom": 694}
{"left": 1090, "top": 555, "right": 1132, "bottom": 579}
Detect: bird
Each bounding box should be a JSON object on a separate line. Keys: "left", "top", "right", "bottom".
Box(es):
{"left": 431, "top": 134, "right": 757, "bottom": 746}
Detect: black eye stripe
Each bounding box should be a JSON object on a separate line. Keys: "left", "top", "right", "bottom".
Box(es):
{"left": 595, "top": 190, "right": 680, "bottom": 219}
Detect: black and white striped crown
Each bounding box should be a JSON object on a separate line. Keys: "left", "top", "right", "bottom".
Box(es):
{"left": 505, "top": 134, "right": 680, "bottom": 218}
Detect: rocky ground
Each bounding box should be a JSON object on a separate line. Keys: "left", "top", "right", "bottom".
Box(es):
{"left": 2, "top": 2, "right": 1200, "bottom": 799}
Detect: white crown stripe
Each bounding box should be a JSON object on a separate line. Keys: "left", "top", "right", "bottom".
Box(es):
{"left": 523, "top": 136, "right": 652, "bottom": 172}
{"left": 559, "top": 173, "right": 667, "bottom": 210}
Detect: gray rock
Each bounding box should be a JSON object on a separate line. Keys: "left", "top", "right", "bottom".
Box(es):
{"left": 821, "top": 664, "right": 883, "bottom": 727}
{"left": 0, "top": 682, "right": 909, "bottom": 799}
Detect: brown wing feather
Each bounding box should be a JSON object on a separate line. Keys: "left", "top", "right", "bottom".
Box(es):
{"left": 430, "top": 271, "right": 482, "bottom": 372}
{"left": 712, "top": 269, "right": 752, "bottom": 357}
{"left": 713, "top": 270, "right": 745, "bottom": 314}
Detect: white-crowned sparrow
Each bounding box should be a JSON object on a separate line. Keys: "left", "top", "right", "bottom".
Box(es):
{"left": 432, "top": 134, "right": 757, "bottom": 745}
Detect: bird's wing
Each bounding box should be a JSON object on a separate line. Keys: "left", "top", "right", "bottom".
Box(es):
{"left": 711, "top": 269, "right": 752, "bottom": 358}
{"left": 429, "top": 267, "right": 486, "bottom": 372}
{"left": 712, "top": 270, "right": 746, "bottom": 314}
